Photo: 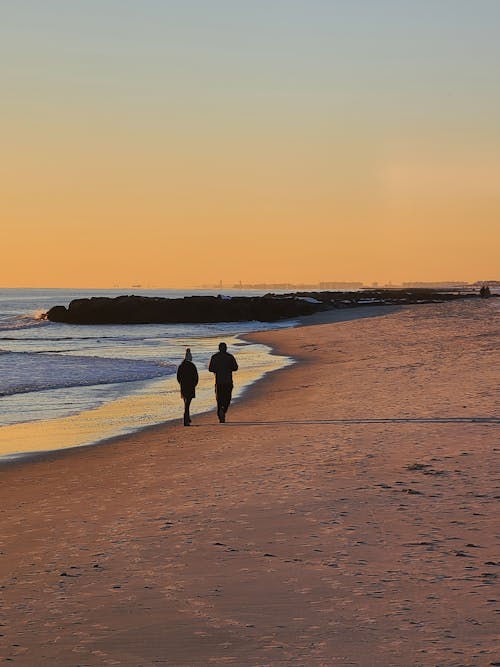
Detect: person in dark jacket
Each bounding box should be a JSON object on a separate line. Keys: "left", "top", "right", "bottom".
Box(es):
{"left": 208, "top": 342, "right": 238, "bottom": 423}
{"left": 176, "top": 348, "right": 199, "bottom": 426}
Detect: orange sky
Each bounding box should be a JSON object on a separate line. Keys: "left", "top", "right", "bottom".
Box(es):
{"left": 2, "top": 2, "right": 499, "bottom": 287}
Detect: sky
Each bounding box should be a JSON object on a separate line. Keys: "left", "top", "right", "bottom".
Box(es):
{"left": 1, "top": 0, "right": 499, "bottom": 287}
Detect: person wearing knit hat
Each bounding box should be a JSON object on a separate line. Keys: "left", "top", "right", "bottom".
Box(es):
{"left": 176, "top": 348, "right": 198, "bottom": 426}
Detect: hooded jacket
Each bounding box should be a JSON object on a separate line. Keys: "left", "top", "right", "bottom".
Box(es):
{"left": 177, "top": 360, "right": 199, "bottom": 399}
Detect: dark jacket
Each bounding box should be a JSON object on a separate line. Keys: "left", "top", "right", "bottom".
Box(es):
{"left": 176, "top": 360, "right": 199, "bottom": 399}
{"left": 209, "top": 351, "right": 238, "bottom": 386}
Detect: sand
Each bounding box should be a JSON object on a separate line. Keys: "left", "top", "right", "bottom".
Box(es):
{"left": 1, "top": 300, "right": 498, "bottom": 666}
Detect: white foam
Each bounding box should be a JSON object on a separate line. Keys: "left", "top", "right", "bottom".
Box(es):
{"left": 0, "top": 351, "right": 174, "bottom": 398}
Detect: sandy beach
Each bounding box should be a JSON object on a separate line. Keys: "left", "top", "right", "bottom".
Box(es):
{"left": 1, "top": 300, "right": 498, "bottom": 666}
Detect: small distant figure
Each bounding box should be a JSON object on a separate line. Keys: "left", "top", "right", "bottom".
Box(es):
{"left": 479, "top": 285, "right": 491, "bottom": 298}
{"left": 209, "top": 342, "right": 238, "bottom": 423}
{"left": 176, "top": 348, "right": 199, "bottom": 426}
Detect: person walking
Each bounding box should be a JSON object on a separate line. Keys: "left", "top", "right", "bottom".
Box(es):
{"left": 176, "top": 348, "right": 199, "bottom": 426}
{"left": 208, "top": 342, "right": 238, "bottom": 423}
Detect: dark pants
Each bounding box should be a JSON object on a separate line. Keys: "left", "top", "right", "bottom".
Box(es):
{"left": 183, "top": 396, "right": 192, "bottom": 426}
{"left": 215, "top": 383, "right": 233, "bottom": 415}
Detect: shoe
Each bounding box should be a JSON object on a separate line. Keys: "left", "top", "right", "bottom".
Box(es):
{"left": 218, "top": 408, "right": 225, "bottom": 423}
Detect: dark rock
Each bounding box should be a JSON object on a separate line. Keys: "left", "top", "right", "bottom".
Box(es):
{"left": 44, "top": 288, "right": 479, "bottom": 325}
{"left": 46, "top": 305, "right": 69, "bottom": 321}
{"left": 45, "top": 294, "right": 324, "bottom": 324}
{"left": 276, "top": 288, "right": 478, "bottom": 307}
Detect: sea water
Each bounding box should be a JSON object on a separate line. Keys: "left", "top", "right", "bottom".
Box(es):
{"left": 0, "top": 288, "right": 295, "bottom": 460}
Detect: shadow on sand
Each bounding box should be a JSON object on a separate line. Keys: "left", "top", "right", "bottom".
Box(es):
{"left": 211, "top": 416, "right": 500, "bottom": 426}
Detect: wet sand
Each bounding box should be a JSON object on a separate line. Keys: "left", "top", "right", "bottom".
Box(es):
{"left": 1, "top": 300, "right": 498, "bottom": 666}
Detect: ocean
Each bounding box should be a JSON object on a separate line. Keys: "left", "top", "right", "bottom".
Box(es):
{"left": 0, "top": 288, "right": 295, "bottom": 461}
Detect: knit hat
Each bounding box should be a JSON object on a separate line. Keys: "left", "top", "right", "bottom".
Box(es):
{"left": 185, "top": 348, "right": 192, "bottom": 361}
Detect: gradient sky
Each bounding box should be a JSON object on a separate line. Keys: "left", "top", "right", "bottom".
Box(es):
{"left": 2, "top": 0, "right": 499, "bottom": 287}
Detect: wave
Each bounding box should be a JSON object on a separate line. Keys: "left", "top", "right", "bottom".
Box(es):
{"left": 0, "top": 351, "right": 175, "bottom": 397}
{"left": 0, "top": 333, "right": 168, "bottom": 342}
{"left": 0, "top": 314, "right": 51, "bottom": 333}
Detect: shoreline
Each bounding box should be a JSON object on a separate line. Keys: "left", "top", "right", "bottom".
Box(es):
{"left": 4, "top": 303, "right": 493, "bottom": 472}
{"left": 1, "top": 300, "right": 498, "bottom": 665}
{"left": 0, "top": 334, "right": 288, "bottom": 464}
{"left": 0, "top": 305, "right": 398, "bottom": 466}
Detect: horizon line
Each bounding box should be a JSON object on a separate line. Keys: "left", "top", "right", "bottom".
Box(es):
{"left": 1, "top": 280, "right": 498, "bottom": 291}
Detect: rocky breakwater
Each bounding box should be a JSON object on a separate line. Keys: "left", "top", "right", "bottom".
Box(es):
{"left": 45, "top": 294, "right": 327, "bottom": 324}
{"left": 276, "top": 288, "right": 479, "bottom": 307}
{"left": 44, "top": 289, "right": 481, "bottom": 325}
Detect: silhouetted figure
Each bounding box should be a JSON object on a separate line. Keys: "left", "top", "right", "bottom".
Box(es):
{"left": 176, "top": 348, "right": 199, "bottom": 426}
{"left": 209, "top": 342, "right": 238, "bottom": 423}
{"left": 479, "top": 285, "right": 491, "bottom": 298}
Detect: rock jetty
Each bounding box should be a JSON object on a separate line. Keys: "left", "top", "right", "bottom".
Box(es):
{"left": 45, "top": 294, "right": 327, "bottom": 324}
{"left": 43, "top": 289, "right": 478, "bottom": 325}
